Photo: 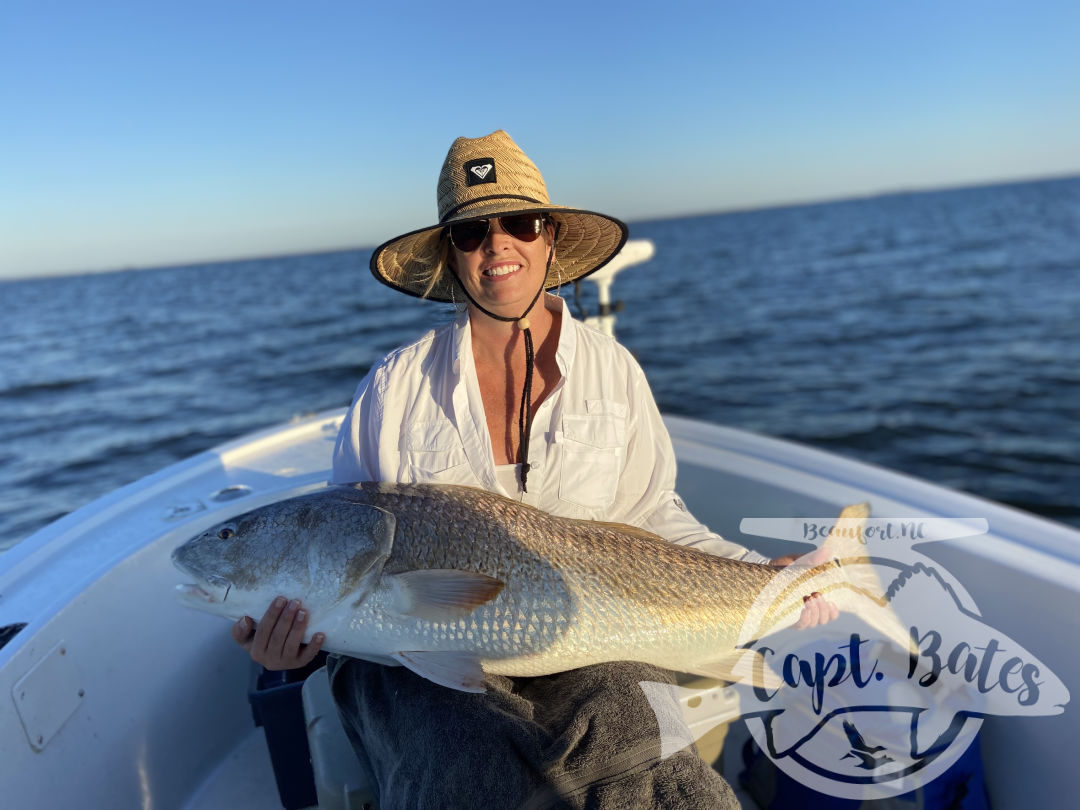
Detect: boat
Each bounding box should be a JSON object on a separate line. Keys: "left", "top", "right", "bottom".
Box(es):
{"left": 1, "top": 241, "right": 1076, "bottom": 809}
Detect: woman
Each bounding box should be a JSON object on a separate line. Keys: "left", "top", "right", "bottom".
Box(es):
{"left": 234, "top": 130, "right": 832, "bottom": 808}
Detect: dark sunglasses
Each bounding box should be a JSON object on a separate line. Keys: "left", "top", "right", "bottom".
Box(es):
{"left": 447, "top": 214, "right": 547, "bottom": 253}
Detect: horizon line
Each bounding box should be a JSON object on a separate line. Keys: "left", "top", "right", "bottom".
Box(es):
{"left": 6, "top": 169, "right": 1078, "bottom": 284}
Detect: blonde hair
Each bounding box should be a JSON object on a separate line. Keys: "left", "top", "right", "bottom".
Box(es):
{"left": 413, "top": 232, "right": 453, "bottom": 299}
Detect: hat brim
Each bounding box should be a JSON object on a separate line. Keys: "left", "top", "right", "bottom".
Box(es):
{"left": 370, "top": 200, "right": 629, "bottom": 303}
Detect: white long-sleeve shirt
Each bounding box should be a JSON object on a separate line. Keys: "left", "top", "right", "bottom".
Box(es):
{"left": 331, "top": 295, "right": 769, "bottom": 563}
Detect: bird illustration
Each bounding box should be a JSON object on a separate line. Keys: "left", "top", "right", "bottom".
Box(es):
{"left": 840, "top": 720, "right": 894, "bottom": 770}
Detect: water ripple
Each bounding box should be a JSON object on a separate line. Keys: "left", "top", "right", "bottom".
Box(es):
{"left": 3, "top": 178, "right": 1079, "bottom": 548}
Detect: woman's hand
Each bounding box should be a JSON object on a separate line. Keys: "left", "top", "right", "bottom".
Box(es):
{"left": 231, "top": 596, "right": 325, "bottom": 670}
{"left": 795, "top": 591, "right": 839, "bottom": 628}
{"left": 769, "top": 549, "right": 840, "bottom": 629}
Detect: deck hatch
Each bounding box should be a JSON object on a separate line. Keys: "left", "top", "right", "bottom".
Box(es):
{"left": 12, "top": 641, "right": 85, "bottom": 751}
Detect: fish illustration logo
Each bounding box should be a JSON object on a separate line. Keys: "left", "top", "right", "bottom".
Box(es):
{"left": 642, "top": 509, "right": 1070, "bottom": 801}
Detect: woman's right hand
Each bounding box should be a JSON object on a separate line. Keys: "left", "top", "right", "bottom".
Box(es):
{"left": 231, "top": 596, "right": 326, "bottom": 670}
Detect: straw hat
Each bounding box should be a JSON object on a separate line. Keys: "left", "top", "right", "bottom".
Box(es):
{"left": 369, "top": 130, "right": 628, "bottom": 302}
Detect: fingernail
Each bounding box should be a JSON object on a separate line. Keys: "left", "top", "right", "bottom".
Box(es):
{"left": 297, "top": 610, "right": 307, "bottom": 622}
{"left": 289, "top": 599, "right": 301, "bottom": 610}
{"left": 274, "top": 596, "right": 286, "bottom": 608}
{"left": 812, "top": 591, "right": 821, "bottom": 598}
{"left": 803, "top": 595, "right": 810, "bottom": 603}
{"left": 314, "top": 633, "right": 325, "bottom": 643}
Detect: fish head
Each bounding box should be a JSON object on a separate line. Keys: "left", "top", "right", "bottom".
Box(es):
{"left": 171, "top": 487, "right": 396, "bottom": 621}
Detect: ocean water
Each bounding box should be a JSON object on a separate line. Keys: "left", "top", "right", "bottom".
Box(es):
{"left": 2, "top": 177, "right": 1079, "bottom": 550}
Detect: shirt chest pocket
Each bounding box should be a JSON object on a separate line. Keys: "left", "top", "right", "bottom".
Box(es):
{"left": 557, "top": 402, "right": 628, "bottom": 511}
{"left": 402, "top": 419, "right": 470, "bottom": 482}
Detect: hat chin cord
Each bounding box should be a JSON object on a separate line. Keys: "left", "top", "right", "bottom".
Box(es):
{"left": 448, "top": 229, "right": 558, "bottom": 494}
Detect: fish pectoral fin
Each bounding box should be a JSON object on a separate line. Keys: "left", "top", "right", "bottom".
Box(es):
{"left": 388, "top": 569, "right": 505, "bottom": 622}
{"left": 685, "top": 649, "right": 782, "bottom": 691}
{"left": 390, "top": 650, "right": 487, "bottom": 693}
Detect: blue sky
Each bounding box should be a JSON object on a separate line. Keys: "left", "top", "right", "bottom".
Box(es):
{"left": 2, "top": 0, "right": 1078, "bottom": 279}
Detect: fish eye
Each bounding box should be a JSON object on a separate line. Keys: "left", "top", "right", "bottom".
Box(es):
{"left": 217, "top": 526, "right": 236, "bottom": 540}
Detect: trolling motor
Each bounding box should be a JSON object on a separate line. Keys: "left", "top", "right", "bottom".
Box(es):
{"left": 572, "top": 239, "right": 655, "bottom": 338}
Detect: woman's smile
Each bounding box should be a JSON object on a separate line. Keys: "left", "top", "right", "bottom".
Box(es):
{"left": 482, "top": 261, "right": 524, "bottom": 280}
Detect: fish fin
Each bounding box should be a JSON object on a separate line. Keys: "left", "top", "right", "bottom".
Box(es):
{"left": 684, "top": 649, "right": 782, "bottom": 691}
{"left": 390, "top": 650, "right": 487, "bottom": 693}
{"left": 814, "top": 503, "right": 922, "bottom": 658}
{"left": 819, "top": 502, "right": 874, "bottom": 573}
{"left": 776, "top": 502, "right": 896, "bottom": 623}
{"left": 388, "top": 569, "right": 505, "bottom": 621}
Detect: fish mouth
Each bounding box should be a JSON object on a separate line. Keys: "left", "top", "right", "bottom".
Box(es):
{"left": 174, "top": 571, "right": 233, "bottom": 606}
{"left": 172, "top": 547, "right": 233, "bottom": 605}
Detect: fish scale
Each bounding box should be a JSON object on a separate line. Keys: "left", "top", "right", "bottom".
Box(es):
{"left": 364, "top": 483, "right": 779, "bottom": 674}
{"left": 172, "top": 482, "right": 854, "bottom": 690}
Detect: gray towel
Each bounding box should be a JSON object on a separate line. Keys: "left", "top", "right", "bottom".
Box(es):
{"left": 329, "top": 655, "right": 739, "bottom": 810}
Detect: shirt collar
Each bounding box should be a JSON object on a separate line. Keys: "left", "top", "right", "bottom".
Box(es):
{"left": 451, "top": 294, "right": 577, "bottom": 377}
{"left": 549, "top": 294, "right": 576, "bottom": 378}
{"left": 451, "top": 309, "right": 470, "bottom": 375}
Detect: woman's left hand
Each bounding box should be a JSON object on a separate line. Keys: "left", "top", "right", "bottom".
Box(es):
{"left": 768, "top": 549, "right": 840, "bottom": 629}
{"left": 795, "top": 591, "right": 839, "bottom": 628}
